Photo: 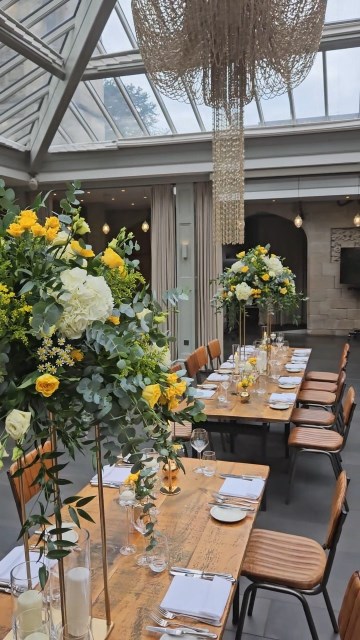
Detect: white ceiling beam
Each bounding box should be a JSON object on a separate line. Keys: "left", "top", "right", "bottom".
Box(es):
{"left": 29, "top": 0, "right": 117, "bottom": 174}
{"left": 320, "top": 20, "right": 360, "bottom": 50}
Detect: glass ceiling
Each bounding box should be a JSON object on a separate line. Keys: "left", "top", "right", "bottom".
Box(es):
{"left": 0, "top": 0, "right": 360, "bottom": 154}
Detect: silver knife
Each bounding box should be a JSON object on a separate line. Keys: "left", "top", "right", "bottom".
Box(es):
{"left": 0, "top": 586, "right": 11, "bottom": 594}
{"left": 219, "top": 473, "right": 260, "bottom": 480}
{"left": 146, "top": 626, "right": 217, "bottom": 638}
{"left": 90, "top": 481, "right": 119, "bottom": 488}
{"left": 171, "top": 567, "right": 234, "bottom": 580}
{"left": 208, "top": 502, "right": 254, "bottom": 512}
{"left": 170, "top": 570, "right": 236, "bottom": 585}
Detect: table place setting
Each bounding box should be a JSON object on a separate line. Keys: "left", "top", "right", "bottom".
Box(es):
{"left": 278, "top": 376, "right": 302, "bottom": 389}
{"left": 205, "top": 373, "right": 229, "bottom": 382}
{"left": 90, "top": 464, "right": 130, "bottom": 487}
{"left": 159, "top": 574, "right": 232, "bottom": 623}
{"left": 193, "top": 388, "right": 216, "bottom": 400}
{"left": 0, "top": 547, "right": 41, "bottom": 591}
{"left": 285, "top": 362, "right": 307, "bottom": 372}
{"left": 293, "top": 348, "right": 311, "bottom": 355}
{"left": 217, "top": 476, "right": 265, "bottom": 500}
{"left": 268, "top": 391, "right": 296, "bottom": 410}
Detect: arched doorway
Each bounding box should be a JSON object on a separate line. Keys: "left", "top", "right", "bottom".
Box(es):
{"left": 223, "top": 212, "right": 307, "bottom": 340}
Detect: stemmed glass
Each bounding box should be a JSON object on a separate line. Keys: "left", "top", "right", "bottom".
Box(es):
{"left": 276, "top": 331, "right": 284, "bottom": 346}
{"left": 190, "top": 428, "right": 209, "bottom": 474}
{"left": 219, "top": 379, "right": 230, "bottom": 404}
{"left": 118, "top": 482, "right": 137, "bottom": 555}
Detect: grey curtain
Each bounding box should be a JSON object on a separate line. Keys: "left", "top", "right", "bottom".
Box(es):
{"left": 151, "top": 185, "right": 177, "bottom": 359}
{"left": 195, "top": 182, "right": 223, "bottom": 353}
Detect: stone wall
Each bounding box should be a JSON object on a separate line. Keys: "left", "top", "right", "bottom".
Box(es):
{"left": 246, "top": 200, "right": 360, "bottom": 335}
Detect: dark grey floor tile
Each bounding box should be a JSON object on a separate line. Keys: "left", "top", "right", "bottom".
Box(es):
{"left": 264, "top": 600, "right": 339, "bottom": 640}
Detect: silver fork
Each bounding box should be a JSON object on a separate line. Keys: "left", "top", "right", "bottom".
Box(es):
{"left": 149, "top": 610, "right": 208, "bottom": 631}
{"left": 157, "top": 607, "right": 222, "bottom": 627}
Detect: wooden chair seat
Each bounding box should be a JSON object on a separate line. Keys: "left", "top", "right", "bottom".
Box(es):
{"left": 242, "top": 529, "right": 327, "bottom": 590}
{"left": 305, "top": 371, "right": 338, "bottom": 383}
{"left": 291, "top": 407, "right": 335, "bottom": 427}
{"left": 288, "top": 427, "right": 343, "bottom": 451}
{"left": 301, "top": 381, "right": 338, "bottom": 393}
{"left": 297, "top": 389, "right": 337, "bottom": 406}
{"left": 338, "top": 571, "right": 360, "bottom": 640}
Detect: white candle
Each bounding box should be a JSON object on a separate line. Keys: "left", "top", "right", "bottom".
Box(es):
{"left": 65, "top": 566, "right": 91, "bottom": 637}
{"left": 17, "top": 590, "right": 43, "bottom": 635}
{"left": 234, "top": 351, "right": 239, "bottom": 373}
{"left": 26, "top": 633, "right": 49, "bottom": 640}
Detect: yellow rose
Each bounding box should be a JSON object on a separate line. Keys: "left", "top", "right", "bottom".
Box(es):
{"left": 167, "top": 396, "right": 179, "bottom": 411}
{"left": 142, "top": 384, "right": 161, "bottom": 408}
{"left": 236, "top": 251, "right": 245, "bottom": 258}
{"left": 101, "top": 247, "right": 125, "bottom": 269}
{"left": 174, "top": 380, "right": 187, "bottom": 396}
{"left": 45, "top": 228, "right": 58, "bottom": 242}
{"left": 167, "top": 373, "right": 179, "bottom": 385}
{"left": 261, "top": 273, "right": 270, "bottom": 281}
{"left": 284, "top": 278, "right": 290, "bottom": 286}
{"left": 31, "top": 223, "right": 46, "bottom": 237}
{"left": 70, "top": 349, "right": 84, "bottom": 361}
{"left": 248, "top": 357, "right": 257, "bottom": 365}
{"left": 19, "top": 209, "right": 37, "bottom": 229}
{"left": 241, "top": 266, "right": 249, "bottom": 273}
{"left": 35, "top": 373, "right": 60, "bottom": 397}
{"left": 279, "top": 287, "right": 287, "bottom": 295}
{"left": 125, "top": 471, "right": 140, "bottom": 484}
{"left": 107, "top": 315, "right": 120, "bottom": 325}
{"left": 45, "top": 216, "right": 60, "bottom": 230}
{"left": 70, "top": 240, "right": 95, "bottom": 258}
{"left": 8, "top": 223, "right": 24, "bottom": 237}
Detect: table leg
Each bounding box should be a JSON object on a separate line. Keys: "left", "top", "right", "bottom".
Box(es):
{"left": 261, "top": 423, "right": 269, "bottom": 463}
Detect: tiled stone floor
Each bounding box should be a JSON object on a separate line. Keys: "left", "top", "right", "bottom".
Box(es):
{"left": 0, "top": 334, "right": 358, "bottom": 640}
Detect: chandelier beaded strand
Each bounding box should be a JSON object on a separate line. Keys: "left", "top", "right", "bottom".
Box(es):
{"left": 132, "top": 0, "right": 327, "bottom": 244}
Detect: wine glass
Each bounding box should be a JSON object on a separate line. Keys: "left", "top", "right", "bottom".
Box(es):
{"left": 190, "top": 428, "right": 209, "bottom": 474}
{"left": 118, "top": 482, "right": 137, "bottom": 555}
{"left": 220, "top": 378, "right": 230, "bottom": 404}
{"left": 276, "top": 331, "right": 284, "bottom": 346}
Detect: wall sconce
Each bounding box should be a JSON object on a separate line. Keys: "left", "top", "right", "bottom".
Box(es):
{"left": 294, "top": 214, "right": 303, "bottom": 228}
{"left": 102, "top": 223, "right": 110, "bottom": 234}
{"left": 141, "top": 220, "right": 150, "bottom": 232}
{"left": 181, "top": 242, "right": 189, "bottom": 259}
{"left": 354, "top": 213, "right": 360, "bottom": 227}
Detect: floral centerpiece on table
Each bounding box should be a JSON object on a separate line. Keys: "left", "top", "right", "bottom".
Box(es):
{"left": 212, "top": 244, "right": 305, "bottom": 329}
{"left": 0, "top": 179, "right": 205, "bottom": 554}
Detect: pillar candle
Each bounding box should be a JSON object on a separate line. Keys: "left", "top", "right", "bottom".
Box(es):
{"left": 234, "top": 351, "right": 239, "bottom": 374}
{"left": 26, "top": 633, "right": 49, "bottom": 640}
{"left": 65, "top": 566, "right": 90, "bottom": 637}
{"left": 17, "top": 590, "right": 43, "bottom": 635}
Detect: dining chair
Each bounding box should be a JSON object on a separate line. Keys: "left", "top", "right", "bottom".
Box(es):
{"left": 7, "top": 440, "right": 52, "bottom": 524}
{"left": 286, "top": 387, "right": 356, "bottom": 504}
{"left": 305, "top": 342, "right": 350, "bottom": 383}
{"left": 338, "top": 571, "right": 360, "bottom": 639}
{"left": 185, "top": 351, "right": 200, "bottom": 381}
{"left": 289, "top": 371, "right": 346, "bottom": 434}
{"left": 169, "top": 421, "right": 192, "bottom": 455}
{"left": 207, "top": 339, "right": 222, "bottom": 370}
{"left": 233, "top": 471, "right": 348, "bottom": 640}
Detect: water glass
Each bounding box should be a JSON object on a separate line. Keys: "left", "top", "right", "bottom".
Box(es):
{"left": 148, "top": 532, "right": 169, "bottom": 574}
{"left": 190, "top": 428, "right": 209, "bottom": 474}
{"left": 255, "top": 374, "right": 267, "bottom": 395}
{"left": 202, "top": 451, "right": 216, "bottom": 477}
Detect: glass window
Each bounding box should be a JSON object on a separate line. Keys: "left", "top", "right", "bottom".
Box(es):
{"left": 100, "top": 8, "right": 133, "bottom": 52}
{"left": 260, "top": 92, "right": 291, "bottom": 124}
{"left": 244, "top": 101, "right": 260, "bottom": 126}
{"left": 101, "top": 78, "right": 146, "bottom": 138}
{"left": 325, "top": 0, "right": 360, "bottom": 22}
{"left": 121, "top": 74, "right": 172, "bottom": 135}
{"left": 195, "top": 102, "right": 213, "bottom": 131}
{"left": 119, "top": 0, "right": 138, "bottom": 42}
{"left": 293, "top": 53, "right": 325, "bottom": 119}
{"left": 327, "top": 48, "right": 360, "bottom": 116}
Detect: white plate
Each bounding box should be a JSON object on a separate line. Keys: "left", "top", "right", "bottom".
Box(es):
{"left": 46, "top": 525, "right": 78, "bottom": 543}
{"left": 210, "top": 506, "right": 247, "bottom": 523}
{"left": 201, "top": 383, "right": 218, "bottom": 390}
{"left": 285, "top": 367, "right": 302, "bottom": 372}
{"left": 269, "top": 402, "right": 290, "bottom": 410}
{"left": 278, "top": 383, "right": 296, "bottom": 389}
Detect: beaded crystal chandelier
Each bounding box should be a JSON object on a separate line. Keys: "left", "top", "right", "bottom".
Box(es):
{"left": 132, "top": 0, "right": 327, "bottom": 244}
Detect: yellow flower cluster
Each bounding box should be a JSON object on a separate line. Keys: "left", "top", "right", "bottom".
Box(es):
{"left": 142, "top": 373, "right": 187, "bottom": 411}
{"left": 35, "top": 373, "right": 60, "bottom": 397}
{"left": 107, "top": 315, "right": 120, "bottom": 325}
{"left": 125, "top": 471, "right": 140, "bottom": 484}
{"left": 251, "top": 288, "right": 261, "bottom": 299}
{"left": 37, "top": 337, "right": 78, "bottom": 374}
{"left": 101, "top": 247, "right": 126, "bottom": 276}
{"left": 70, "top": 240, "right": 94, "bottom": 258}
{"left": 261, "top": 273, "right": 270, "bottom": 281}
{"left": 257, "top": 246, "right": 268, "bottom": 255}
{"left": 7, "top": 210, "right": 61, "bottom": 242}
{"left": 279, "top": 287, "right": 287, "bottom": 295}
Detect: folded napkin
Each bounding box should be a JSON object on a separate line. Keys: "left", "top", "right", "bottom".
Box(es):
{"left": 291, "top": 356, "right": 309, "bottom": 362}
{"left": 161, "top": 575, "right": 231, "bottom": 621}
{"left": 269, "top": 392, "right": 296, "bottom": 404}
{"left": 207, "top": 373, "right": 229, "bottom": 382}
{"left": 293, "top": 348, "right": 311, "bottom": 355}
{"left": 90, "top": 465, "right": 130, "bottom": 486}
{"left": 193, "top": 388, "right": 216, "bottom": 399}
{"left": 219, "top": 477, "right": 264, "bottom": 499}
{"left": 285, "top": 363, "right": 306, "bottom": 371}
{"left": 279, "top": 376, "right": 302, "bottom": 385}
{"left": 219, "top": 362, "right": 235, "bottom": 369}
{"left": 0, "top": 547, "right": 40, "bottom": 584}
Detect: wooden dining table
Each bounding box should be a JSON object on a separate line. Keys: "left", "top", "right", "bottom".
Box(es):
{"left": 0, "top": 458, "right": 269, "bottom": 640}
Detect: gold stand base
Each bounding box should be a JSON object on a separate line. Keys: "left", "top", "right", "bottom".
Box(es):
{"left": 160, "top": 485, "right": 181, "bottom": 496}
{"left": 0, "top": 616, "right": 116, "bottom": 640}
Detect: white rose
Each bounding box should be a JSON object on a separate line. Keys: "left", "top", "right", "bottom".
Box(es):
{"left": 263, "top": 255, "right": 284, "bottom": 276}
{"left": 52, "top": 230, "right": 70, "bottom": 246}
{"left": 60, "top": 267, "right": 87, "bottom": 291}
{"left": 235, "top": 282, "right": 252, "bottom": 301}
{"left": 5, "top": 410, "right": 31, "bottom": 441}
{"left": 73, "top": 218, "right": 90, "bottom": 235}
{"left": 230, "top": 261, "right": 244, "bottom": 273}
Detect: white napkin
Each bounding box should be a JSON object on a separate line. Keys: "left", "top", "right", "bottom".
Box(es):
{"left": 285, "top": 363, "right": 306, "bottom": 371}
{"left": 90, "top": 465, "right": 130, "bottom": 486}
{"left": 293, "top": 349, "right": 311, "bottom": 355}
{"left": 219, "top": 362, "right": 235, "bottom": 369}
{"left": 269, "top": 392, "right": 296, "bottom": 403}
{"left": 161, "top": 575, "right": 231, "bottom": 621}
{"left": 193, "top": 388, "right": 216, "bottom": 399}
{"left": 0, "top": 547, "right": 40, "bottom": 584}
{"left": 279, "top": 376, "right": 302, "bottom": 385}
{"left": 219, "top": 477, "right": 264, "bottom": 499}
{"left": 291, "top": 356, "right": 308, "bottom": 363}
{"left": 207, "top": 373, "right": 229, "bottom": 382}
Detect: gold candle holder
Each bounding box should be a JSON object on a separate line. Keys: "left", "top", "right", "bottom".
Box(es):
{"left": 160, "top": 458, "right": 181, "bottom": 496}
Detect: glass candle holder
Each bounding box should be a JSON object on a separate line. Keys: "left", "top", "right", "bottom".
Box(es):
{"left": 15, "top": 607, "right": 50, "bottom": 640}
{"left": 11, "top": 560, "right": 47, "bottom": 639}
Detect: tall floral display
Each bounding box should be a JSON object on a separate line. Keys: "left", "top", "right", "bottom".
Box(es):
{"left": 0, "top": 179, "right": 204, "bottom": 634}
{"left": 213, "top": 245, "right": 306, "bottom": 337}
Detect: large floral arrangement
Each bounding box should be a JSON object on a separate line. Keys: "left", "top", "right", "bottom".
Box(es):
{"left": 212, "top": 244, "right": 305, "bottom": 328}
{"left": 0, "top": 179, "right": 204, "bottom": 552}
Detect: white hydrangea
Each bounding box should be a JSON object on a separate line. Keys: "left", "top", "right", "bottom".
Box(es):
{"left": 263, "top": 255, "right": 284, "bottom": 276}
{"left": 58, "top": 267, "right": 114, "bottom": 339}
{"left": 230, "top": 260, "right": 244, "bottom": 273}
{"left": 235, "top": 282, "right": 252, "bottom": 301}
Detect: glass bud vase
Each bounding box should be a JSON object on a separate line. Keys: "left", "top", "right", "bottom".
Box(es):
{"left": 50, "top": 528, "right": 91, "bottom": 640}
{"left": 10, "top": 560, "right": 48, "bottom": 639}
